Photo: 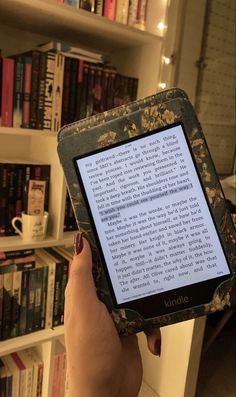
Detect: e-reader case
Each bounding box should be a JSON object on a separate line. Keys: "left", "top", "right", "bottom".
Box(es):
{"left": 57, "top": 88, "right": 236, "bottom": 335}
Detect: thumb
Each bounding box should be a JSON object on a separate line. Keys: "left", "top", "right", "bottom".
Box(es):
{"left": 66, "top": 233, "right": 99, "bottom": 309}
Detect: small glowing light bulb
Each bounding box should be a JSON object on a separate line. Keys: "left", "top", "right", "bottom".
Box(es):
{"left": 158, "top": 82, "right": 167, "bottom": 90}
{"left": 162, "top": 56, "right": 171, "bottom": 65}
{"left": 157, "top": 21, "right": 166, "bottom": 32}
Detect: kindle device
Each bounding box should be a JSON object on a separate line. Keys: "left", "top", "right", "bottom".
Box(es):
{"left": 57, "top": 88, "right": 235, "bottom": 335}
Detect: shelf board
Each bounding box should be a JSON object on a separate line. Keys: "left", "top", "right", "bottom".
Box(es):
{"left": 0, "top": 232, "right": 75, "bottom": 251}
{"left": 0, "top": 0, "right": 160, "bottom": 53}
{"left": 0, "top": 127, "right": 57, "bottom": 137}
{"left": 0, "top": 326, "right": 64, "bottom": 356}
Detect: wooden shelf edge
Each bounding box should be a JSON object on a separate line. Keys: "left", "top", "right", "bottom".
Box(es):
{"left": 0, "top": 0, "right": 161, "bottom": 52}
{"left": 0, "top": 232, "right": 74, "bottom": 251}
{"left": 0, "top": 127, "right": 57, "bottom": 137}
{"left": 0, "top": 326, "right": 64, "bottom": 356}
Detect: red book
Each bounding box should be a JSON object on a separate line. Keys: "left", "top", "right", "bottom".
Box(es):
{"left": 103, "top": 0, "right": 116, "bottom": 20}
{"left": 1, "top": 58, "right": 15, "bottom": 127}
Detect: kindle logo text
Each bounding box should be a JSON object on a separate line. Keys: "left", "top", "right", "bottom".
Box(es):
{"left": 164, "top": 296, "right": 189, "bottom": 308}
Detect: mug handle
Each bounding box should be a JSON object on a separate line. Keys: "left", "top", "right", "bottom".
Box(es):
{"left": 11, "top": 217, "right": 23, "bottom": 238}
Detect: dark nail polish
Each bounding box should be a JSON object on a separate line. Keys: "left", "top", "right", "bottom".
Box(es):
{"left": 154, "top": 338, "right": 161, "bottom": 356}
{"left": 74, "top": 232, "right": 83, "bottom": 255}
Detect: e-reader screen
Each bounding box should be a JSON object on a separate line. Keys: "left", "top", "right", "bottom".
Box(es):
{"left": 74, "top": 123, "right": 231, "bottom": 305}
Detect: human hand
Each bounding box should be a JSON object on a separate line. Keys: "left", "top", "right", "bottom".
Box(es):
{"left": 64, "top": 233, "right": 161, "bottom": 397}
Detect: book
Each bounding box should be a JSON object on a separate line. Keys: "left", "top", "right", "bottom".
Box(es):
{"left": 19, "top": 270, "right": 29, "bottom": 336}
{"left": 35, "top": 249, "right": 56, "bottom": 329}
{"left": 1, "top": 272, "right": 13, "bottom": 340}
{"left": 127, "top": 0, "right": 139, "bottom": 26}
{"left": 45, "top": 247, "right": 69, "bottom": 324}
{"left": 2, "top": 354, "right": 20, "bottom": 397}
{"left": 0, "top": 275, "right": 3, "bottom": 340}
{"left": 64, "top": 0, "right": 80, "bottom": 6}
{"left": 79, "top": 0, "right": 95, "bottom": 12}
{"left": 10, "top": 270, "right": 22, "bottom": 338}
{"left": 134, "top": 0, "right": 148, "bottom": 30}
{"left": 51, "top": 53, "right": 65, "bottom": 132}
{"left": 30, "top": 51, "right": 41, "bottom": 129}
{"left": 16, "top": 350, "right": 34, "bottom": 397}
{"left": 51, "top": 340, "right": 66, "bottom": 397}
{"left": 0, "top": 163, "right": 8, "bottom": 236}
{"left": 44, "top": 248, "right": 69, "bottom": 326}
{"left": 22, "top": 55, "right": 32, "bottom": 128}
{"left": 1, "top": 57, "right": 15, "bottom": 127}
{"left": 13, "top": 54, "right": 25, "bottom": 128}
{"left": 24, "top": 348, "right": 44, "bottom": 397}
{"left": 74, "top": 59, "right": 84, "bottom": 121}
{"left": 103, "top": 0, "right": 116, "bottom": 20}
{"left": 43, "top": 52, "right": 56, "bottom": 131}
{"left": 95, "top": 0, "right": 104, "bottom": 15}
{"left": 0, "top": 357, "right": 13, "bottom": 396}
{"left": 36, "top": 52, "right": 47, "bottom": 130}
{"left": 61, "top": 56, "right": 72, "bottom": 127}
{"left": 67, "top": 58, "right": 78, "bottom": 124}
{"left": 115, "top": 0, "right": 129, "bottom": 24}
{"left": 0, "top": 53, "right": 2, "bottom": 126}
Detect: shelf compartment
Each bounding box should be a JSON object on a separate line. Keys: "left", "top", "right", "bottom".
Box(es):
{"left": 0, "top": 325, "right": 64, "bottom": 356}
{"left": 0, "top": 0, "right": 161, "bottom": 53}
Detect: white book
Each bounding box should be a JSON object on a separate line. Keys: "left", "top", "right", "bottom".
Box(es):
{"left": 17, "top": 350, "right": 34, "bottom": 397}
{"left": 37, "top": 40, "right": 103, "bottom": 62}
{"left": 115, "top": 0, "right": 129, "bottom": 24}
{"left": 24, "top": 348, "right": 44, "bottom": 397}
{"left": 51, "top": 53, "right": 65, "bottom": 132}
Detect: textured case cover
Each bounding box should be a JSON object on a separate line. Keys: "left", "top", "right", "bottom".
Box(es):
{"left": 57, "top": 88, "right": 236, "bottom": 335}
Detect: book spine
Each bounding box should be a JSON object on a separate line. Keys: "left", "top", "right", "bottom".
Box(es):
{"left": 15, "top": 164, "right": 24, "bottom": 217}
{"left": 5, "top": 164, "right": 17, "bottom": 236}
{"left": 80, "top": 0, "right": 95, "bottom": 11}
{"left": 43, "top": 52, "right": 56, "bottom": 130}
{"left": 1, "top": 58, "right": 15, "bottom": 127}
{"left": 10, "top": 270, "right": 22, "bottom": 338}
{"left": 30, "top": 164, "right": 51, "bottom": 212}
{"left": 37, "top": 361, "right": 44, "bottom": 397}
{"left": 95, "top": 0, "right": 104, "bottom": 15}
{"left": 75, "top": 59, "right": 84, "bottom": 120}
{"left": 127, "top": 0, "right": 138, "bottom": 26}
{"left": 36, "top": 52, "right": 47, "bottom": 130}
{"left": 106, "top": 66, "right": 116, "bottom": 110}
{"left": 30, "top": 51, "right": 41, "bottom": 129}
{"left": 115, "top": 0, "right": 129, "bottom": 24}
{"left": 26, "top": 269, "right": 36, "bottom": 333}
{"left": 1, "top": 272, "right": 13, "bottom": 340}
{"left": 11, "top": 352, "right": 26, "bottom": 397}
{"left": 40, "top": 265, "right": 48, "bottom": 330}
{"left": 0, "top": 274, "right": 3, "bottom": 340}
{"left": 68, "top": 58, "right": 78, "bottom": 123}
{"left": 22, "top": 56, "right": 32, "bottom": 128}
{"left": 33, "top": 267, "right": 43, "bottom": 331}
{"left": 0, "top": 55, "right": 2, "bottom": 126}
{"left": 45, "top": 262, "right": 56, "bottom": 329}
{"left": 100, "top": 65, "right": 110, "bottom": 112}
{"left": 103, "top": 0, "right": 116, "bottom": 20}
{"left": 13, "top": 55, "right": 24, "bottom": 128}
{"left": 134, "top": 0, "right": 148, "bottom": 30}
{"left": 93, "top": 63, "right": 102, "bottom": 114}
{"left": 51, "top": 53, "right": 65, "bottom": 132}
{"left": 19, "top": 270, "right": 29, "bottom": 336}
{"left": 0, "top": 164, "right": 8, "bottom": 236}
{"left": 0, "top": 248, "right": 34, "bottom": 261}
{"left": 79, "top": 62, "right": 89, "bottom": 119}
{"left": 86, "top": 62, "right": 96, "bottom": 117}
{"left": 61, "top": 56, "right": 71, "bottom": 127}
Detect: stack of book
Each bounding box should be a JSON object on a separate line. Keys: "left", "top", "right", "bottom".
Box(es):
{"left": 62, "top": 0, "right": 149, "bottom": 29}
{"left": 0, "top": 347, "right": 44, "bottom": 397}
{"left": 0, "top": 41, "right": 139, "bottom": 131}
{"left": 0, "top": 162, "right": 50, "bottom": 237}
{"left": 0, "top": 246, "right": 73, "bottom": 341}
{"left": 50, "top": 340, "right": 67, "bottom": 397}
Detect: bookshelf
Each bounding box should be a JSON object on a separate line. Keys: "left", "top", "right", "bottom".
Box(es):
{"left": 0, "top": 1, "right": 207, "bottom": 397}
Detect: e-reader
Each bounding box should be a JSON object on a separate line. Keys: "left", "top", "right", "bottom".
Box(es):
{"left": 57, "top": 88, "right": 235, "bottom": 335}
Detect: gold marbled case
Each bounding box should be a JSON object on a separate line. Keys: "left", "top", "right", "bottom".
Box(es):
{"left": 57, "top": 88, "right": 236, "bottom": 335}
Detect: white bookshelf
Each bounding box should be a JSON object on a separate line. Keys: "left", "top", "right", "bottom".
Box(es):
{"left": 0, "top": 1, "right": 207, "bottom": 397}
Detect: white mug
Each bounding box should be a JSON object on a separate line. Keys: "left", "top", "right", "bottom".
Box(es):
{"left": 11, "top": 211, "right": 49, "bottom": 242}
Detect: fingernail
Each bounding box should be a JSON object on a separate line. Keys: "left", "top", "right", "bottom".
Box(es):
{"left": 154, "top": 339, "right": 161, "bottom": 356}
{"left": 74, "top": 232, "right": 83, "bottom": 256}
